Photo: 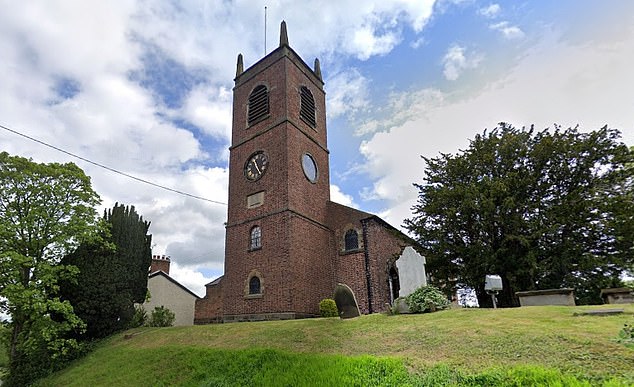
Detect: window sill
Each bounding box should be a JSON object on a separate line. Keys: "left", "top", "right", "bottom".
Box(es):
{"left": 245, "top": 293, "right": 262, "bottom": 299}
{"left": 340, "top": 248, "right": 361, "bottom": 256}
{"left": 249, "top": 246, "right": 262, "bottom": 252}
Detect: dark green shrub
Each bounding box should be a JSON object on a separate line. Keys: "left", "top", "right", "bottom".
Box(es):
{"left": 319, "top": 299, "right": 338, "bottom": 317}
{"left": 405, "top": 285, "right": 450, "bottom": 313}
{"left": 147, "top": 306, "right": 175, "bottom": 327}
{"left": 128, "top": 305, "right": 147, "bottom": 328}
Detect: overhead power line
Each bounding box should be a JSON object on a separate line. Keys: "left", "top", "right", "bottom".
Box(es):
{"left": 0, "top": 123, "right": 228, "bottom": 206}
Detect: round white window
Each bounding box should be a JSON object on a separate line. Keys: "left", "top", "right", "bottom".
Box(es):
{"left": 301, "top": 153, "right": 318, "bottom": 183}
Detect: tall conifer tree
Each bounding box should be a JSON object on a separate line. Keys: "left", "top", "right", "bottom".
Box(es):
{"left": 61, "top": 203, "right": 152, "bottom": 339}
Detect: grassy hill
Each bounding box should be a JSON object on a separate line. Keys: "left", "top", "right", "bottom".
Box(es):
{"left": 37, "top": 304, "right": 634, "bottom": 386}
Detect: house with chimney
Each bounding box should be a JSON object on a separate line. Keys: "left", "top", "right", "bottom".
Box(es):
{"left": 145, "top": 255, "right": 199, "bottom": 326}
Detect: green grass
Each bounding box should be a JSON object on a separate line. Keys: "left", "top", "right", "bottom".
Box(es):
{"left": 35, "top": 305, "right": 634, "bottom": 386}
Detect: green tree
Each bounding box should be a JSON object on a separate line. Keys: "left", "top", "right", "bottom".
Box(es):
{"left": 0, "top": 152, "right": 101, "bottom": 385}
{"left": 405, "top": 125, "right": 633, "bottom": 307}
{"left": 60, "top": 203, "right": 152, "bottom": 339}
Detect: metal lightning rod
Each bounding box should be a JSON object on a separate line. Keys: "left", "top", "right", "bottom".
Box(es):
{"left": 264, "top": 6, "right": 267, "bottom": 55}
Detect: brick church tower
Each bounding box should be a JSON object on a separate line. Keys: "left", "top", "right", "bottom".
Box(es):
{"left": 194, "top": 21, "right": 427, "bottom": 324}
{"left": 221, "top": 21, "right": 334, "bottom": 320}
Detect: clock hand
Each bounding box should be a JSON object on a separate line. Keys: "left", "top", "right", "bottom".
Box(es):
{"left": 253, "top": 161, "right": 261, "bottom": 174}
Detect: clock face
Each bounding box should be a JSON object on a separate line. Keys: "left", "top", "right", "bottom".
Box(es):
{"left": 245, "top": 152, "right": 268, "bottom": 181}
{"left": 301, "top": 153, "right": 318, "bottom": 182}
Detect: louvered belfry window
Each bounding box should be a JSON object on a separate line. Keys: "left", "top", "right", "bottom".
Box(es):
{"left": 248, "top": 85, "right": 269, "bottom": 126}
{"left": 299, "top": 86, "right": 316, "bottom": 128}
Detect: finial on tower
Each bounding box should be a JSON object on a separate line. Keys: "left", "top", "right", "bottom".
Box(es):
{"left": 236, "top": 53, "right": 244, "bottom": 77}
{"left": 314, "top": 58, "right": 322, "bottom": 81}
{"left": 279, "top": 20, "right": 288, "bottom": 47}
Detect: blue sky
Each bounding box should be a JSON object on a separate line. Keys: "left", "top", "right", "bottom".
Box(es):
{"left": 1, "top": 1, "right": 633, "bottom": 296}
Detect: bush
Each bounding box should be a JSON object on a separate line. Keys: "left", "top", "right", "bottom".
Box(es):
{"left": 319, "top": 299, "right": 339, "bottom": 317}
{"left": 406, "top": 285, "right": 450, "bottom": 313}
{"left": 147, "top": 306, "right": 175, "bottom": 327}
{"left": 129, "top": 305, "right": 148, "bottom": 328}
{"left": 616, "top": 320, "right": 634, "bottom": 346}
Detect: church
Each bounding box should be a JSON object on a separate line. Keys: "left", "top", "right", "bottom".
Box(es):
{"left": 194, "top": 22, "right": 426, "bottom": 324}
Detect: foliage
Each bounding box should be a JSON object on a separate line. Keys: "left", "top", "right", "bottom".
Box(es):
{"left": 147, "top": 306, "right": 175, "bottom": 327}
{"left": 616, "top": 320, "right": 634, "bottom": 346}
{"left": 405, "top": 124, "right": 634, "bottom": 307}
{"left": 0, "top": 152, "right": 101, "bottom": 385}
{"left": 319, "top": 299, "right": 339, "bottom": 317}
{"left": 405, "top": 285, "right": 450, "bottom": 313}
{"left": 59, "top": 203, "right": 152, "bottom": 339}
{"left": 129, "top": 305, "right": 148, "bottom": 329}
{"left": 0, "top": 322, "right": 8, "bottom": 371}
{"left": 104, "top": 203, "right": 153, "bottom": 304}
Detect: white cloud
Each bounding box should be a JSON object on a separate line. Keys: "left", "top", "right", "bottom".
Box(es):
{"left": 355, "top": 88, "right": 445, "bottom": 136}
{"left": 330, "top": 184, "right": 357, "bottom": 208}
{"left": 489, "top": 21, "right": 525, "bottom": 39}
{"left": 358, "top": 26, "right": 634, "bottom": 230}
{"left": 442, "top": 44, "right": 484, "bottom": 81}
{"left": 180, "top": 85, "right": 232, "bottom": 141}
{"left": 350, "top": 26, "right": 400, "bottom": 60}
{"left": 479, "top": 4, "right": 501, "bottom": 18}
{"left": 410, "top": 37, "right": 427, "bottom": 49}
{"left": 326, "top": 69, "right": 371, "bottom": 119}
{"left": 169, "top": 263, "right": 219, "bottom": 298}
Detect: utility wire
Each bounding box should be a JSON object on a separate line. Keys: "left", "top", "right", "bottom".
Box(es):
{"left": 0, "top": 123, "right": 228, "bottom": 206}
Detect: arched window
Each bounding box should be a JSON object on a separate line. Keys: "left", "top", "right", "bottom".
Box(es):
{"left": 299, "top": 86, "right": 316, "bottom": 127}
{"left": 250, "top": 226, "right": 262, "bottom": 250}
{"left": 248, "top": 85, "right": 269, "bottom": 125}
{"left": 249, "top": 276, "right": 261, "bottom": 295}
{"left": 344, "top": 229, "right": 359, "bottom": 251}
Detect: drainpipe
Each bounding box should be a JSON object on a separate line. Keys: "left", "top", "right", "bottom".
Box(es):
{"left": 361, "top": 219, "right": 373, "bottom": 314}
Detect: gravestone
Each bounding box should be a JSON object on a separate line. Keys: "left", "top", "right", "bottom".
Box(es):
{"left": 515, "top": 288, "right": 576, "bottom": 306}
{"left": 393, "top": 298, "right": 412, "bottom": 314}
{"left": 395, "top": 246, "right": 427, "bottom": 297}
{"left": 334, "top": 283, "right": 361, "bottom": 319}
{"left": 600, "top": 288, "right": 634, "bottom": 304}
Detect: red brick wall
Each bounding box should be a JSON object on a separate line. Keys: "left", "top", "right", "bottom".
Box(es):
{"left": 326, "top": 202, "right": 409, "bottom": 314}
{"left": 288, "top": 214, "right": 335, "bottom": 315}
{"left": 363, "top": 219, "right": 408, "bottom": 313}
{"left": 222, "top": 44, "right": 334, "bottom": 319}
{"left": 223, "top": 212, "right": 292, "bottom": 316}
{"left": 150, "top": 255, "right": 170, "bottom": 274}
{"left": 195, "top": 281, "right": 223, "bottom": 324}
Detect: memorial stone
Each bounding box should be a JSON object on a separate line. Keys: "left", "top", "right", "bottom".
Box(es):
{"left": 334, "top": 283, "right": 361, "bottom": 319}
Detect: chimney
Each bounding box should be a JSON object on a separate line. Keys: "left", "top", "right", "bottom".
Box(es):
{"left": 150, "top": 254, "right": 171, "bottom": 275}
